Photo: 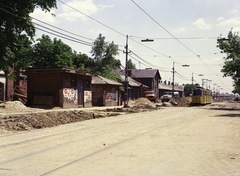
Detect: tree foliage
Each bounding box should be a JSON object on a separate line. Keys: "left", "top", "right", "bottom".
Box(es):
{"left": 183, "top": 84, "right": 196, "bottom": 96}
{"left": 90, "top": 34, "right": 121, "bottom": 80}
{"left": 127, "top": 59, "right": 136, "bottom": 69}
{"left": 72, "top": 51, "right": 93, "bottom": 72}
{"left": 33, "top": 35, "right": 73, "bottom": 68}
{"left": 217, "top": 30, "right": 240, "bottom": 94}
{"left": 2, "top": 34, "right": 34, "bottom": 78}
{"left": 0, "top": 0, "right": 57, "bottom": 76}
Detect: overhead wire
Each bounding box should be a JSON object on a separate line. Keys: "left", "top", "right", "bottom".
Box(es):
{"left": 57, "top": 0, "right": 176, "bottom": 64}
{"left": 58, "top": 0, "right": 126, "bottom": 38}
{"left": 34, "top": 27, "right": 93, "bottom": 46}
{"left": 0, "top": 1, "right": 231, "bottom": 91}
{"left": 33, "top": 22, "right": 93, "bottom": 46}
{"left": 3, "top": 2, "right": 167, "bottom": 87}
{"left": 130, "top": 0, "right": 203, "bottom": 57}
{"left": 1, "top": 2, "right": 170, "bottom": 74}
{"left": 130, "top": 35, "right": 218, "bottom": 40}
{"left": 130, "top": 0, "right": 228, "bottom": 88}
{"left": 0, "top": 2, "right": 94, "bottom": 47}
{"left": 131, "top": 51, "right": 171, "bottom": 71}
{"left": 32, "top": 17, "right": 94, "bottom": 42}
{"left": 57, "top": 0, "right": 221, "bottom": 76}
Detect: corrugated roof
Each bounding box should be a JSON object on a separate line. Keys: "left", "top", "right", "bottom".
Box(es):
{"left": 92, "top": 75, "right": 122, "bottom": 86}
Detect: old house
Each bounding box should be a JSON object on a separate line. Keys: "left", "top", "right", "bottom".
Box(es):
{"left": 159, "top": 82, "right": 184, "bottom": 98}
{"left": 119, "top": 75, "right": 142, "bottom": 100}
{"left": 116, "top": 69, "right": 161, "bottom": 99}
{"left": 25, "top": 67, "right": 92, "bottom": 108}
{"left": 0, "top": 69, "right": 28, "bottom": 102}
{"left": 92, "top": 75, "right": 122, "bottom": 106}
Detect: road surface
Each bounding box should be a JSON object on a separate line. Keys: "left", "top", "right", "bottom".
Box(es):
{"left": 0, "top": 102, "right": 240, "bottom": 176}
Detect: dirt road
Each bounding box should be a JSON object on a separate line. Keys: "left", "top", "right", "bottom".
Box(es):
{"left": 0, "top": 102, "right": 240, "bottom": 176}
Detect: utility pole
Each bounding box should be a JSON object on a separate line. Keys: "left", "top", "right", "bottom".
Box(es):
{"left": 192, "top": 73, "right": 193, "bottom": 85}
{"left": 124, "top": 35, "right": 129, "bottom": 107}
{"left": 172, "top": 62, "right": 175, "bottom": 97}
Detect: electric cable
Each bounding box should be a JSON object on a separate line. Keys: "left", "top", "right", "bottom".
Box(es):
{"left": 130, "top": 0, "right": 227, "bottom": 87}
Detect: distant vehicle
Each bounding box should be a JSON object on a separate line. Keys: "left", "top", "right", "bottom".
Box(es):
{"left": 144, "top": 90, "right": 157, "bottom": 102}
{"left": 161, "top": 91, "right": 172, "bottom": 102}
{"left": 191, "top": 87, "right": 212, "bottom": 105}
{"left": 174, "top": 92, "right": 180, "bottom": 98}
{"left": 161, "top": 91, "right": 179, "bottom": 102}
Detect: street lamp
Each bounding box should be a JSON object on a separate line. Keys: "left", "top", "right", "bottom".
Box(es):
{"left": 217, "top": 38, "right": 230, "bottom": 43}
{"left": 141, "top": 39, "right": 154, "bottom": 42}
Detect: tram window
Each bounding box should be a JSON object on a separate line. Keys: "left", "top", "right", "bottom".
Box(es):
{"left": 193, "top": 89, "right": 202, "bottom": 96}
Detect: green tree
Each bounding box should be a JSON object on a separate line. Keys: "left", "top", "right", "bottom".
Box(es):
{"left": 72, "top": 51, "right": 93, "bottom": 72}
{"left": 127, "top": 59, "right": 136, "bottom": 69}
{"left": 32, "top": 35, "right": 73, "bottom": 68}
{"left": 1, "top": 34, "right": 33, "bottom": 79}
{"left": 0, "top": 0, "right": 57, "bottom": 76}
{"left": 90, "top": 34, "right": 121, "bottom": 80}
{"left": 183, "top": 84, "right": 196, "bottom": 96}
{"left": 217, "top": 30, "right": 240, "bottom": 94}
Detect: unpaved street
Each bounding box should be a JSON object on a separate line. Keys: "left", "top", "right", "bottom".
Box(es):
{"left": 0, "top": 102, "right": 240, "bottom": 176}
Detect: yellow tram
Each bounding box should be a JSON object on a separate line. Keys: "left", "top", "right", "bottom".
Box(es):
{"left": 191, "top": 87, "right": 213, "bottom": 105}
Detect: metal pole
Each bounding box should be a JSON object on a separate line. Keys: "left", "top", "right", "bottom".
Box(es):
{"left": 172, "top": 62, "right": 175, "bottom": 97}
{"left": 192, "top": 73, "right": 193, "bottom": 85}
{"left": 124, "top": 35, "right": 129, "bottom": 107}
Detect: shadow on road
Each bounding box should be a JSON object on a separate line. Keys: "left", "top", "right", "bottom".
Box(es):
{"left": 208, "top": 107, "right": 240, "bottom": 118}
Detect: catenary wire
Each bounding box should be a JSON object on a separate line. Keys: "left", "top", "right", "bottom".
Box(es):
{"left": 130, "top": 0, "right": 228, "bottom": 89}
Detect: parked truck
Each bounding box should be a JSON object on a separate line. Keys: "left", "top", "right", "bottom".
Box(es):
{"left": 161, "top": 91, "right": 179, "bottom": 102}
{"left": 143, "top": 90, "right": 157, "bottom": 102}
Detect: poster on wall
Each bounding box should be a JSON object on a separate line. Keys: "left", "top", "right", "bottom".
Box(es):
{"left": 84, "top": 91, "right": 92, "bottom": 103}
{"left": 106, "top": 93, "right": 114, "bottom": 101}
{"left": 63, "top": 88, "right": 78, "bottom": 104}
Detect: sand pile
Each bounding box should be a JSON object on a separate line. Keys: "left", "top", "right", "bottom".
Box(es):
{"left": 172, "top": 97, "right": 192, "bottom": 106}
{"left": 0, "top": 101, "right": 30, "bottom": 113}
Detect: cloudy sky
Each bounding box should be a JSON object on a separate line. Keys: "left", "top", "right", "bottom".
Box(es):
{"left": 31, "top": 0, "right": 240, "bottom": 94}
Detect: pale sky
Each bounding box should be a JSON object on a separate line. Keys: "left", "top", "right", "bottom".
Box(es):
{"left": 31, "top": 0, "right": 240, "bottom": 94}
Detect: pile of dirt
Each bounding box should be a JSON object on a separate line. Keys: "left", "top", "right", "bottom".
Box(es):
{"left": 0, "top": 101, "right": 31, "bottom": 113}
{"left": 0, "top": 99, "right": 160, "bottom": 133}
{"left": 172, "top": 97, "right": 192, "bottom": 106}
{"left": 128, "top": 98, "right": 160, "bottom": 109}
{"left": 0, "top": 110, "right": 94, "bottom": 132}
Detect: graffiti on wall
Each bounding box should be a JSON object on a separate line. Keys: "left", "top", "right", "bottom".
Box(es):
{"left": 84, "top": 91, "right": 92, "bottom": 103}
{"left": 63, "top": 88, "right": 78, "bottom": 104}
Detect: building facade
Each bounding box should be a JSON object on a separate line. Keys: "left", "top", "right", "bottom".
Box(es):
{"left": 25, "top": 67, "right": 92, "bottom": 108}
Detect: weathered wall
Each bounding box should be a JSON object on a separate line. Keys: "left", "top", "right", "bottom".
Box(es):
{"left": 92, "top": 85, "right": 120, "bottom": 106}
